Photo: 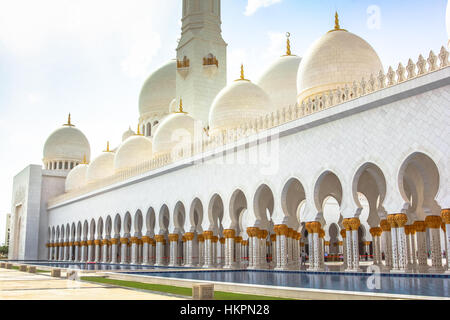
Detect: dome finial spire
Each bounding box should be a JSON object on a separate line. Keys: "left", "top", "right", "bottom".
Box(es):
{"left": 335, "top": 11, "right": 340, "bottom": 30}
{"left": 136, "top": 124, "right": 142, "bottom": 136}
{"left": 64, "top": 113, "right": 75, "bottom": 127}
{"left": 174, "top": 98, "right": 187, "bottom": 114}
{"left": 81, "top": 154, "right": 88, "bottom": 164}
{"left": 286, "top": 32, "right": 291, "bottom": 56}
{"left": 235, "top": 64, "right": 249, "bottom": 81}
{"left": 104, "top": 141, "right": 111, "bottom": 152}
{"left": 328, "top": 11, "right": 347, "bottom": 33}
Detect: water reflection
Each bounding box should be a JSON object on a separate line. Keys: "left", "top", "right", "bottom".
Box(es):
{"left": 128, "top": 270, "right": 449, "bottom": 298}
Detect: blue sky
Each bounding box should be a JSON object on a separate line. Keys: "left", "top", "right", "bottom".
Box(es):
{"left": 0, "top": 0, "right": 448, "bottom": 244}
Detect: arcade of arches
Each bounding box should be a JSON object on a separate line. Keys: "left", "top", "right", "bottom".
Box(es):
{"left": 46, "top": 152, "right": 450, "bottom": 273}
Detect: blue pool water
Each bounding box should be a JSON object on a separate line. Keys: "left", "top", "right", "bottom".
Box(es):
{"left": 124, "top": 270, "right": 450, "bottom": 298}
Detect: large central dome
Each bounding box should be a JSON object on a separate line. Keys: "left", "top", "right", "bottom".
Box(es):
{"left": 139, "top": 60, "right": 176, "bottom": 118}
{"left": 297, "top": 19, "right": 383, "bottom": 104}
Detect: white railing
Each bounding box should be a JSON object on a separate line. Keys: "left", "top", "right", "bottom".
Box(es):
{"left": 47, "top": 46, "right": 450, "bottom": 208}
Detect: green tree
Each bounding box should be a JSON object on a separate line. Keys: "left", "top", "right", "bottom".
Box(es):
{"left": 0, "top": 246, "right": 8, "bottom": 256}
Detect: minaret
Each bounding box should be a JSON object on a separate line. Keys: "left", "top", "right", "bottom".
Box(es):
{"left": 176, "top": 0, "right": 227, "bottom": 127}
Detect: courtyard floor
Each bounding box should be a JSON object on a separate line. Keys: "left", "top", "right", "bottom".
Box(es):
{"left": 0, "top": 268, "right": 182, "bottom": 300}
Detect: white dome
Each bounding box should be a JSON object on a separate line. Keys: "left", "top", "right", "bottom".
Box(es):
{"left": 297, "top": 29, "right": 383, "bottom": 104}
{"left": 43, "top": 125, "right": 91, "bottom": 163}
{"left": 257, "top": 55, "right": 302, "bottom": 109}
{"left": 153, "top": 113, "right": 199, "bottom": 155}
{"left": 65, "top": 164, "right": 88, "bottom": 192}
{"left": 87, "top": 152, "right": 115, "bottom": 183}
{"left": 139, "top": 60, "right": 176, "bottom": 118}
{"left": 447, "top": 0, "right": 450, "bottom": 47}
{"left": 209, "top": 80, "right": 274, "bottom": 133}
{"left": 122, "top": 127, "right": 135, "bottom": 142}
{"left": 114, "top": 135, "right": 153, "bottom": 171}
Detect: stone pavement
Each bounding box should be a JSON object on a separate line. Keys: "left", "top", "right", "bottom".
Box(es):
{"left": 0, "top": 269, "right": 183, "bottom": 300}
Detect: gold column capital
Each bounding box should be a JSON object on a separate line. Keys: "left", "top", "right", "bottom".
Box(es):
{"left": 155, "top": 235, "right": 165, "bottom": 243}
{"left": 349, "top": 217, "right": 360, "bottom": 231}
{"left": 414, "top": 221, "right": 426, "bottom": 232}
{"left": 425, "top": 215, "right": 442, "bottom": 229}
{"left": 309, "top": 222, "right": 321, "bottom": 233}
{"left": 441, "top": 209, "right": 450, "bottom": 224}
{"left": 223, "top": 229, "right": 236, "bottom": 239}
{"left": 380, "top": 219, "right": 391, "bottom": 232}
{"left": 168, "top": 234, "right": 179, "bottom": 242}
{"left": 340, "top": 229, "right": 347, "bottom": 238}
{"left": 184, "top": 232, "right": 195, "bottom": 241}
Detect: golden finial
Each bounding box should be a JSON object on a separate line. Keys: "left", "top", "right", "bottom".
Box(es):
{"left": 328, "top": 11, "right": 347, "bottom": 33}
{"left": 136, "top": 124, "right": 142, "bottom": 136}
{"left": 81, "top": 155, "right": 88, "bottom": 164}
{"left": 103, "top": 141, "right": 111, "bottom": 152}
{"left": 286, "top": 32, "right": 291, "bottom": 56}
{"left": 335, "top": 11, "right": 340, "bottom": 30}
{"left": 174, "top": 98, "right": 187, "bottom": 114}
{"left": 63, "top": 113, "right": 75, "bottom": 127}
{"left": 235, "top": 64, "right": 249, "bottom": 81}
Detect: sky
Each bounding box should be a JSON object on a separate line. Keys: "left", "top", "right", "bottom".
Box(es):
{"left": 0, "top": 0, "right": 448, "bottom": 245}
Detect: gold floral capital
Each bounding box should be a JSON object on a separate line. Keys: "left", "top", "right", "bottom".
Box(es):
{"left": 441, "top": 209, "right": 450, "bottom": 224}
{"left": 425, "top": 215, "right": 442, "bottom": 229}
{"left": 414, "top": 221, "right": 426, "bottom": 232}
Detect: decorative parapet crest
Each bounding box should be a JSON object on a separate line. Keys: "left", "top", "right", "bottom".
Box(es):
{"left": 48, "top": 46, "right": 450, "bottom": 208}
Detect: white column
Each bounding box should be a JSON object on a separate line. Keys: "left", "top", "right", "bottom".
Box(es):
{"left": 87, "top": 240, "right": 94, "bottom": 262}
{"left": 312, "top": 233, "right": 320, "bottom": 271}
{"left": 427, "top": 216, "right": 443, "bottom": 273}
{"left": 397, "top": 226, "right": 408, "bottom": 271}
{"left": 120, "top": 238, "right": 128, "bottom": 264}
{"left": 442, "top": 210, "right": 450, "bottom": 273}
{"left": 271, "top": 236, "right": 276, "bottom": 269}
{"left": 81, "top": 241, "right": 87, "bottom": 262}
{"left": 307, "top": 232, "right": 315, "bottom": 271}
{"left": 111, "top": 239, "right": 118, "bottom": 264}
{"left": 142, "top": 238, "right": 149, "bottom": 265}
{"left": 345, "top": 229, "right": 353, "bottom": 271}
{"left": 102, "top": 240, "right": 109, "bottom": 263}
{"left": 235, "top": 239, "right": 242, "bottom": 268}
{"left": 410, "top": 231, "right": 417, "bottom": 268}
{"left": 198, "top": 238, "right": 205, "bottom": 267}
{"left": 224, "top": 230, "right": 235, "bottom": 269}
{"left": 390, "top": 227, "right": 399, "bottom": 271}
{"left": 131, "top": 237, "right": 139, "bottom": 265}
{"left": 94, "top": 240, "right": 101, "bottom": 263}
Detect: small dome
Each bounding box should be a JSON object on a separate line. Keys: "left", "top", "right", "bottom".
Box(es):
{"left": 114, "top": 135, "right": 153, "bottom": 171}
{"left": 43, "top": 118, "right": 91, "bottom": 163}
{"left": 297, "top": 19, "right": 383, "bottom": 104}
{"left": 257, "top": 55, "right": 302, "bottom": 109}
{"left": 139, "top": 60, "right": 176, "bottom": 118}
{"left": 209, "top": 79, "right": 273, "bottom": 134}
{"left": 153, "top": 112, "right": 199, "bottom": 155}
{"left": 65, "top": 164, "right": 88, "bottom": 192}
{"left": 87, "top": 152, "right": 115, "bottom": 183}
{"left": 122, "top": 127, "right": 136, "bottom": 142}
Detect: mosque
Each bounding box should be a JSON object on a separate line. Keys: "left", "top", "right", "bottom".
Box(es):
{"left": 8, "top": 0, "right": 450, "bottom": 275}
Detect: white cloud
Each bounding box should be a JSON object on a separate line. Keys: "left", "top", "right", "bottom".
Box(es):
{"left": 244, "top": 0, "right": 282, "bottom": 16}
{"left": 121, "top": 26, "right": 161, "bottom": 79}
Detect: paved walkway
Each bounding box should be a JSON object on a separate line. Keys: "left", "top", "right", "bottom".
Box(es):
{"left": 0, "top": 269, "right": 183, "bottom": 300}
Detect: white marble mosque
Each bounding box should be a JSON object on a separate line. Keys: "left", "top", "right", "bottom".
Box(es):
{"left": 8, "top": 0, "right": 450, "bottom": 275}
